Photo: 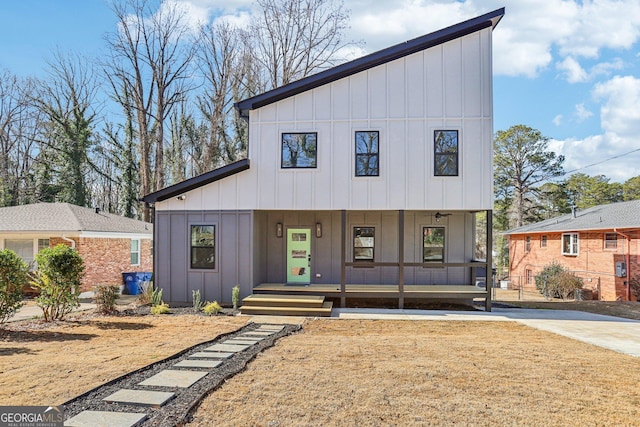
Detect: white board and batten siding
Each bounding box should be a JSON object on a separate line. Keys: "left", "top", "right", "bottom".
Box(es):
{"left": 158, "top": 29, "right": 494, "bottom": 213}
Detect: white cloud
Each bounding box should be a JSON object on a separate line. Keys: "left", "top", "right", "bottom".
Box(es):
{"left": 593, "top": 75, "right": 640, "bottom": 138}
{"left": 573, "top": 103, "right": 593, "bottom": 122}
{"left": 557, "top": 57, "right": 588, "bottom": 83}
{"left": 553, "top": 114, "right": 563, "bottom": 126}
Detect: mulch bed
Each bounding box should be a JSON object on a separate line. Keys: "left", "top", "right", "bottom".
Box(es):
{"left": 62, "top": 315, "right": 300, "bottom": 427}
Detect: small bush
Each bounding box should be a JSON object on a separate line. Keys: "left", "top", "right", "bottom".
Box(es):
{"left": 137, "top": 282, "right": 153, "bottom": 305}
{"left": 203, "top": 301, "right": 222, "bottom": 315}
{"left": 31, "top": 244, "right": 85, "bottom": 321}
{"left": 630, "top": 276, "right": 640, "bottom": 301}
{"left": 535, "top": 262, "right": 583, "bottom": 300}
{"left": 232, "top": 285, "right": 240, "bottom": 310}
{"left": 192, "top": 290, "right": 203, "bottom": 311}
{"left": 150, "top": 302, "right": 170, "bottom": 315}
{"left": 151, "top": 288, "right": 163, "bottom": 307}
{"left": 94, "top": 284, "right": 120, "bottom": 314}
{"left": 0, "top": 249, "right": 28, "bottom": 327}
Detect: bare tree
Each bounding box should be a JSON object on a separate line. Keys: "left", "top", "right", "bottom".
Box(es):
{"left": 248, "top": 0, "right": 353, "bottom": 90}
{"left": 104, "top": 0, "right": 196, "bottom": 220}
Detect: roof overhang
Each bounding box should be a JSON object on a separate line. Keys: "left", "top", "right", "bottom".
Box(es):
{"left": 142, "top": 158, "right": 250, "bottom": 204}
{"left": 235, "top": 8, "right": 504, "bottom": 117}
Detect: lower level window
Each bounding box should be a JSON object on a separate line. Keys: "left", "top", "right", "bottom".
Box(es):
{"left": 354, "top": 227, "right": 375, "bottom": 261}
{"left": 423, "top": 227, "right": 445, "bottom": 262}
{"left": 191, "top": 225, "right": 215, "bottom": 269}
{"left": 130, "top": 239, "right": 140, "bottom": 265}
{"left": 562, "top": 233, "right": 579, "bottom": 255}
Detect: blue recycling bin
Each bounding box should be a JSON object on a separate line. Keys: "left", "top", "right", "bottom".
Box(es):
{"left": 122, "top": 272, "right": 152, "bottom": 295}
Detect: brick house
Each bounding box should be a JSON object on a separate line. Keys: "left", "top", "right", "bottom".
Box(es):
{"left": 505, "top": 200, "right": 640, "bottom": 301}
{"left": 0, "top": 203, "right": 153, "bottom": 292}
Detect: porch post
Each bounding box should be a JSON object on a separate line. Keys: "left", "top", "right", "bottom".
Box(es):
{"left": 341, "top": 209, "right": 346, "bottom": 308}
{"left": 485, "top": 209, "right": 493, "bottom": 312}
{"left": 398, "top": 210, "right": 405, "bottom": 310}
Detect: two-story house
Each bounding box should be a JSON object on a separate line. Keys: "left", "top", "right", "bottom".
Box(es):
{"left": 143, "top": 8, "right": 505, "bottom": 313}
{"left": 506, "top": 200, "right": 640, "bottom": 301}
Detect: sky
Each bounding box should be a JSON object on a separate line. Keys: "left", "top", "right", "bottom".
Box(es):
{"left": 0, "top": 0, "right": 639, "bottom": 183}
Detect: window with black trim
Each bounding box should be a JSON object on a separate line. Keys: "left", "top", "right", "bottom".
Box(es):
{"left": 191, "top": 225, "right": 215, "bottom": 269}
{"left": 434, "top": 130, "right": 458, "bottom": 176}
{"left": 562, "top": 233, "right": 579, "bottom": 256}
{"left": 525, "top": 236, "right": 531, "bottom": 252}
{"left": 541, "top": 235, "right": 547, "bottom": 248}
{"left": 282, "top": 132, "right": 317, "bottom": 168}
{"left": 353, "top": 227, "right": 374, "bottom": 262}
{"left": 355, "top": 131, "right": 379, "bottom": 176}
{"left": 423, "top": 227, "right": 445, "bottom": 262}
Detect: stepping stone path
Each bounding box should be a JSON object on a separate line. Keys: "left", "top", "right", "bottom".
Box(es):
{"left": 64, "top": 323, "right": 290, "bottom": 427}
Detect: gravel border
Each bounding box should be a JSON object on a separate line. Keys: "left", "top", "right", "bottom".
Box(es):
{"left": 62, "top": 321, "right": 301, "bottom": 426}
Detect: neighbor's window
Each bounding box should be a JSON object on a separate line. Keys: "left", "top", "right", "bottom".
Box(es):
{"left": 353, "top": 227, "right": 375, "bottom": 262}
{"left": 525, "top": 269, "right": 533, "bottom": 285}
{"left": 191, "top": 225, "right": 215, "bottom": 269}
{"left": 282, "top": 132, "right": 317, "bottom": 168}
{"left": 355, "top": 131, "right": 379, "bottom": 176}
{"left": 130, "top": 239, "right": 140, "bottom": 265}
{"left": 541, "top": 235, "right": 547, "bottom": 248}
{"left": 38, "top": 238, "right": 50, "bottom": 252}
{"left": 423, "top": 227, "right": 445, "bottom": 262}
{"left": 434, "top": 130, "right": 458, "bottom": 176}
{"left": 604, "top": 233, "right": 618, "bottom": 250}
{"left": 562, "top": 233, "right": 579, "bottom": 256}
{"left": 525, "top": 236, "right": 531, "bottom": 252}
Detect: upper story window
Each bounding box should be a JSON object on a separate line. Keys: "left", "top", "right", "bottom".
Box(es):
{"left": 191, "top": 225, "right": 215, "bottom": 269}
{"left": 353, "top": 227, "right": 375, "bottom": 262}
{"left": 604, "top": 233, "right": 618, "bottom": 250}
{"left": 355, "top": 131, "right": 379, "bottom": 176}
{"left": 130, "top": 239, "right": 140, "bottom": 265}
{"left": 423, "top": 227, "right": 445, "bottom": 262}
{"left": 434, "top": 130, "right": 458, "bottom": 176}
{"left": 562, "top": 233, "right": 579, "bottom": 256}
{"left": 282, "top": 132, "right": 317, "bottom": 168}
{"left": 541, "top": 235, "right": 547, "bottom": 248}
{"left": 525, "top": 236, "right": 531, "bottom": 252}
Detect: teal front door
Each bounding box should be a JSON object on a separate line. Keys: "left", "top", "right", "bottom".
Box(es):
{"left": 286, "top": 228, "right": 311, "bottom": 284}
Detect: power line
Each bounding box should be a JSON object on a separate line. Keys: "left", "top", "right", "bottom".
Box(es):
{"left": 560, "top": 147, "right": 640, "bottom": 177}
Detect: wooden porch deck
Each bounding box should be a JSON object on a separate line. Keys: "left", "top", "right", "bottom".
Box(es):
{"left": 253, "top": 283, "right": 490, "bottom": 310}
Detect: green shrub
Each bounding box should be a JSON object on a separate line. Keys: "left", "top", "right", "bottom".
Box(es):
{"left": 150, "top": 302, "right": 170, "bottom": 315}
{"left": 94, "top": 284, "right": 120, "bottom": 314}
{"left": 203, "top": 301, "right": 222, "bottom": 315}
{"left": 232, "top": 285, "right": 240, "bottom": 310}
{"left": 534, "top": 262, "right": 583, "bottom": 300}
{"left": 0, "top": 249, "right": 28, "bottom": 327}
{"left": 192, "top": 290, "right": 203, "bottom": 310}
{"left": 151, "top": 288, "right": 163, "bottom": 307}
{"left": 31, "top": 244, "right": 85, "bottom": 321}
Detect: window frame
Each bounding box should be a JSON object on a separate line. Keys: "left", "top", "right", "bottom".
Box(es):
{"left": 130, "top": 239, "right": 140, "bottom": 266}
{"left": 190, "top": 225, "right": 216, "bottom": 270}
{"left": 604, "top": 233, "right": 618, "bottom": 250}
{"left": 354, "top": 130, "right": 380, "bottom": 177}
{"left": 562, "top": 233, "right": 579, "bottom": 256}
{"left": 281, "top": 132, "right": 318, "bottom": 169}
{"left": 525, "top": 236, "right": 531, "bottom": 252}
{"left": 434, "top": 129, "right": 459, "bottom": 177}
{"left": 541, "top": 235, "right": 547, "bottom": 248}
{"left": 423, "top": 226, "right": 445, "bottom": 263}
{"left": 353, "top": 227, "right": 375, "bottom": 262}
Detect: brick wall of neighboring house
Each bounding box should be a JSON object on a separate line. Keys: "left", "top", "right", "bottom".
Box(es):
{"left": 509, "top": 231, "right": 639, "bottom": 301}
{"left": 50, "top": 237, "right": 153, "bottom": 292}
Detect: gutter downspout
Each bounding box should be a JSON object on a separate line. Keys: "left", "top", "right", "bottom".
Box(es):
{"left": 61, "top": 235, "right": 76, "bottom": 249}
{"left": 613, "top": 229, "right": 631, "bottom": 301}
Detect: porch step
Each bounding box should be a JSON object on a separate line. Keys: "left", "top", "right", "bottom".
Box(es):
{"left": 240, "top": 294, "right": 333, "bottom": 317}
{"left": 242, "top": 294, "right": 325, "bottom": 308}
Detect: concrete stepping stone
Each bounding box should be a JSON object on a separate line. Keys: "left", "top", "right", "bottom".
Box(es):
{"left": 204, "top": 343, "right": 251, "bottom": 352}
{"left": 174, "top": 359, "right": 223, "bottom": 369}
{"left": 64, "top": 410, "right": 147, "bottom": 427}
{"left": 257, "top": 325, "right": 285, "bottom": 332}
{"left": 189, "top": 351, "right": 233, "bottom": 359}
{"left": 241, "top": 331, "right": 274, "bottom": 337}
{"left": 223, "top": 339, "right": 260, "bottom": 345}
{"left": 138, "top": 369, "right": 207, "bottom": 388}
{"left": 103, "top": 389, "right": 174, "bottom": 408}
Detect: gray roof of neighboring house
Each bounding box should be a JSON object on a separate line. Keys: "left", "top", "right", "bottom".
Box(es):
{"left": 505, "top": 200, "right": 640, "bottom": 234}
{"left": 0, "top": 203, "right": 153, "bottom": 234}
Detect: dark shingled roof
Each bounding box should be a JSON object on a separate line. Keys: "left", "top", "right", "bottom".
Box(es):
{"left": 505, "top": 200, "right": 640, "bottom": 234}
{"left": 0, "top": 203, "right": 152, "bottom": 234}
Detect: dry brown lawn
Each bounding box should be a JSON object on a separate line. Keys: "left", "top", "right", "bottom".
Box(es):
{"left": 0, "top": 313, "right": 247, "bottom": 405}
{"left": 190, "top": 319, "right": 640, "bottom": 427}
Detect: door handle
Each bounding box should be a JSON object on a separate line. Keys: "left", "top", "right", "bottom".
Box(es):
{"left": 308, "top": 253, "right": 311, "bottom": 266}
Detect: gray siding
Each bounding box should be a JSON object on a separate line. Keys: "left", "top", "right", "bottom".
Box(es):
{"left": 155, "top": 210, "right": 253, "bottom": 304}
